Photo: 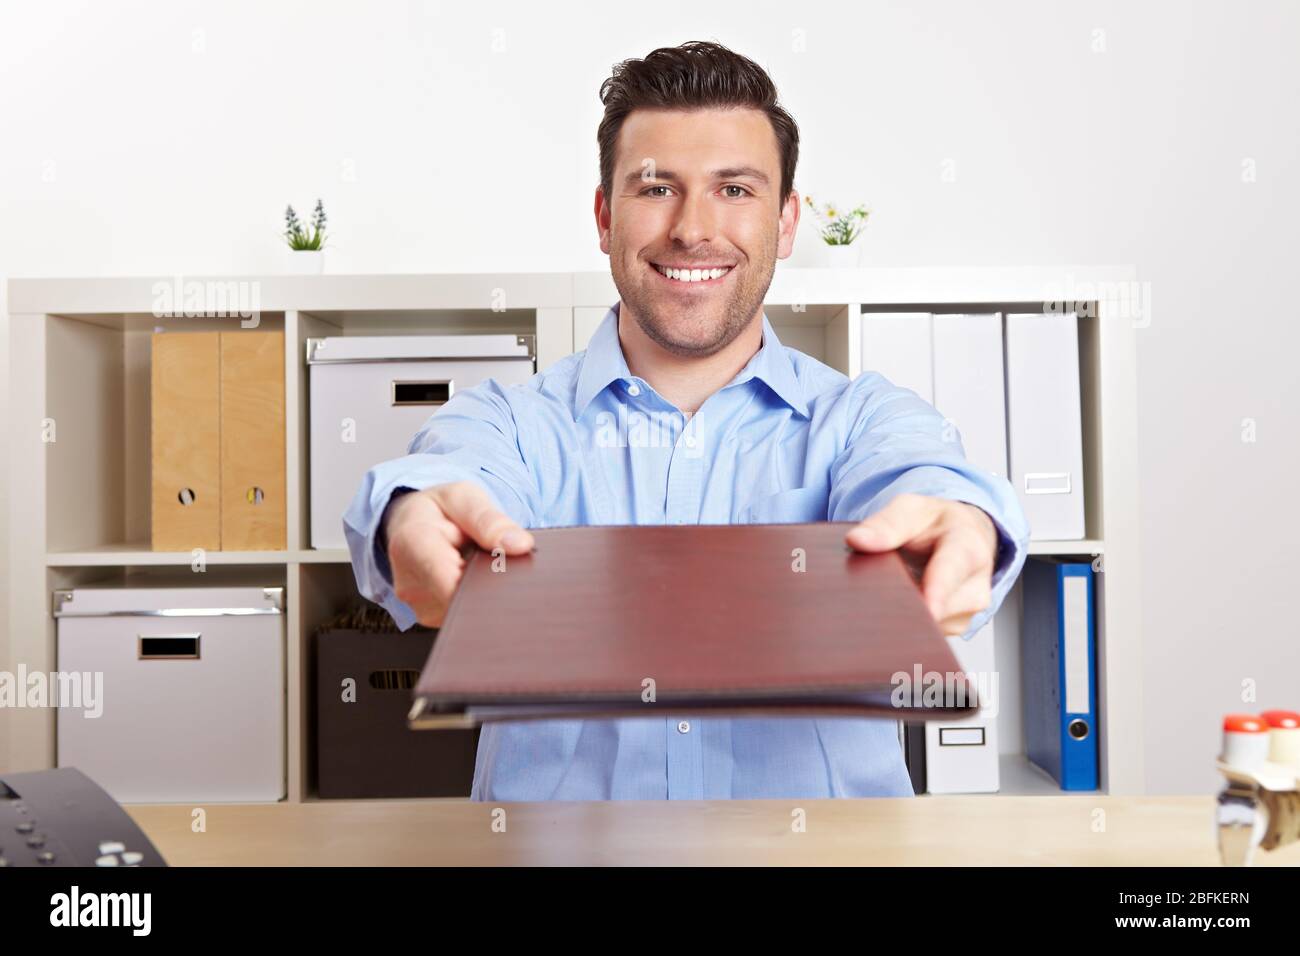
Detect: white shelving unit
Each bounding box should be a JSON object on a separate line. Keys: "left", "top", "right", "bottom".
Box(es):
{"left": 3, "top": 267, "right": 1143, "bottom": 800}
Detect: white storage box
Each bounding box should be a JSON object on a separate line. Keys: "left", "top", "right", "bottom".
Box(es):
{"left": 307, "top": 334, "right": 535, "bottom": 549}
{"left": 54, "top": 586, "right": 285, "bottom": 803}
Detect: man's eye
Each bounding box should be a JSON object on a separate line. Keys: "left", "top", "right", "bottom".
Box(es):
{"left": 722, "top": 185, "right": 749, "bottom": 198}
{"left": 643, "top": 185, "right": 671, "bottom": 197}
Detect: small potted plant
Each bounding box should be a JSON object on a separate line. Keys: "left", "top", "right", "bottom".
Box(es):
{"left": 804, "top": 195, "right": 870, "bottom": 267}
{"left": 283, "top": 199, "right": 328, "bottom": 272}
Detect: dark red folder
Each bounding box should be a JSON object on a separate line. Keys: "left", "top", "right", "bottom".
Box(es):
{"left": 409, "top": 523, "right": 980, "bottom": 728}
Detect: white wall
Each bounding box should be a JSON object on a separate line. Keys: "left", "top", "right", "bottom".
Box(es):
{"left": 3, "top": 0, "right": 1297, "bottom": 793}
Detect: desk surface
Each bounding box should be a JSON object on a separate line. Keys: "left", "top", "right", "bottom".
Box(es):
{"left": 125, "top": 795, "right": 1300, "bottom": 866}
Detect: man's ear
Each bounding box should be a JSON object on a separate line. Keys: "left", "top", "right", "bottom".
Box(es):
{"left": 594, "top": 185, "right": 612, "bottom": 254}
{"left": 776, "top": 188, "right": 801, "bottom": 260}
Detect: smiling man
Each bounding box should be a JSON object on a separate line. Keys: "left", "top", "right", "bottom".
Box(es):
{"left": 344, "top": 40, "right": 1029, "bottom": 800}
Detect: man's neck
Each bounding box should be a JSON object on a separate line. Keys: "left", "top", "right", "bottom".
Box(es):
{"left": 617, "top": 306, "right": 764, "bottom": 416}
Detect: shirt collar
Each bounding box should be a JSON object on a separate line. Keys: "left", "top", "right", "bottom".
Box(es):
{"left": 573, "top": 301, "right": 811, "bottom": 420}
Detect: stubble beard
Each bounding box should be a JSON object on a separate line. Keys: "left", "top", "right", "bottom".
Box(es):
{"left": 610, "top": 241, "right": 776, "bottom": 358}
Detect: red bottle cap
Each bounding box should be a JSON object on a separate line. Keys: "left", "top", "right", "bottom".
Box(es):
{"left": 1223, "top": 714, "right": 1267, "bottom": 733}
{"left": 1259, "top": 710, "right": 1300, "bottom": 729}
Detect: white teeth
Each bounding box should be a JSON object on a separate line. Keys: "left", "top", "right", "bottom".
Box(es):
{"left": 656, "top": 265, "right": 731, "bottom": 282}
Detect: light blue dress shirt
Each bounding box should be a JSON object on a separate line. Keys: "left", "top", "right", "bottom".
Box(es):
{"left": 343, "top": 302, "right": 1029, "bottom": 801}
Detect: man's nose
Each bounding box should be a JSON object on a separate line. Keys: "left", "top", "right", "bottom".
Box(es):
{"left": 668, "top": 192, "right": 717, "bottom": 247}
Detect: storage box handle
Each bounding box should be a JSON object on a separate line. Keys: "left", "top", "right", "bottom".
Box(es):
{"left": 369, "top": 669, "right": 420, "bottom": 690}
{"left": 391, "top": 380, "right": 453, "bottom": 406}
{"left": 137, "top": 634, "right": 201, "bottom": 660}
{"left": 1023, "top": 472, "right": 1072, "bottom": 495}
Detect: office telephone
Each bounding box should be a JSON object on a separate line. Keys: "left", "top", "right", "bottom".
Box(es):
{"left": 0, "top": 767, "right": 166, "bottom": 867}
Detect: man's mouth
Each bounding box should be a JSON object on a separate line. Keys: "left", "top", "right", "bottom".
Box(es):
{"left": 650, "top": 261, "right": 735, "bottom": 285}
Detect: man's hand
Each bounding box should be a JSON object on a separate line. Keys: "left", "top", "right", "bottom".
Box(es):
{"left": 845, "top": 493, "right": 999, "bottom": 637}
{"left": 382, "top": 481, "right": 535, "bottom": 627}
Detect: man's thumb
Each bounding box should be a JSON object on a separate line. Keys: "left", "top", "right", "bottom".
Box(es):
{"left": 500, "top": 528, "right": 533, "bottom": 551}
{"left": 434, "top": 481, "right": 535, "bottom": 554}
{"left": 845, "top": 493, "right": 932, "bottom": 551}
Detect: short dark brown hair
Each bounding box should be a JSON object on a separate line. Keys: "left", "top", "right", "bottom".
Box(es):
{"left": 597, "top": 40, "right": 799, "bottom": 206}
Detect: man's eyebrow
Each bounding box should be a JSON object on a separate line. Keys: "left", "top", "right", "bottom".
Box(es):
{"left": 710, "top": 166, "right": 770, "bottom": 183}
{"left": 623, "top": 166, "right": 771, "bottom": 187}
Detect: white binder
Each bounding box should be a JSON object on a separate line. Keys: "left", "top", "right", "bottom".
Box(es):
{"left": 931, "top": 313, "right": 1008, "bottom": 480}
{"left": 860, "top": 311, "right": 933, "bottom": 402}
{"left": 925, "top": 622, "right": 1000, "bottom": 793}
{"left": 1004, "top": 311, "right": 1086, "bottom": 540}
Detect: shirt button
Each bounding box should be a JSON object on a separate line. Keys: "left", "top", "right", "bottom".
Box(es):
{"left": 626, "top": 382, "right": 641, "bottom": 396}
{"left": 677, "top": 720, "right": 691, "bottom": 734}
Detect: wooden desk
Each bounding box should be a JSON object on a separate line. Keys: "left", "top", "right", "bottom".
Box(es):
{"left": 124, "top": 795, "right": 1300, "bottom": 866}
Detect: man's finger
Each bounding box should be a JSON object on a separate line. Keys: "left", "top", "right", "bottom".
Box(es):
{"left": 431, "top": 481, "right": 534, "bottom": 554}
{"left": 845, "top": 493, "right": 941, "bottom": 552}
{"left": 392, "top": 531, "right": 464, "bottom": 615}
{"left": 925, "top": 557, "right": 992, "bottom": 623}
{"left": 929, "top": 570, "right": 992, "bottom": 636}
{"left": 426, "top": 506, "right": 469, "bottom": 550}
{"left": 423, "top": 534, "right": 470, "bottom": 608}
{"left": 936, "top": 611, "right": 976, "bottom": 638}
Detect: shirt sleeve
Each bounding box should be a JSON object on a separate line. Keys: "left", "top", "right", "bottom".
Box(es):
{"left": 827, "top": 372, "right": 1030, "bottom": 639}
{"left": 342, "top": 378, "right": 540, "bottom": 631}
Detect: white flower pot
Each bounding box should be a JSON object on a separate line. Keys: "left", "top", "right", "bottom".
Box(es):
{"left": 823, "top": 243, "right": 862, "bottom": 269}
{"left": 284, "top": 249, "right": 325, "bottom": 274}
